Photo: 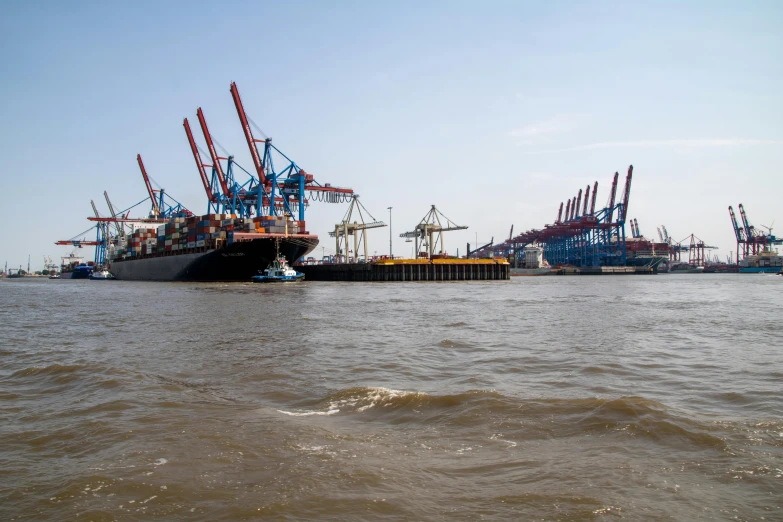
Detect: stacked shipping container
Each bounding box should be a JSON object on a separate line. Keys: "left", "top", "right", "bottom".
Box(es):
{"left": 251, "top": 215, "right": 306, "bottom": 234}
{"left": 107, "top": 214, "right": 307, "bottom": 261}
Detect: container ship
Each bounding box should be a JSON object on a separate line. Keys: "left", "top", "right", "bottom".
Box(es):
{"left": 108, "top": 213, "right": 317, "bottom": 281}
{"left": 624, "top": 237, "right": 670, "bottom": 272}
{"left": 738, "top": 248, "right": 782, "bottom": 274}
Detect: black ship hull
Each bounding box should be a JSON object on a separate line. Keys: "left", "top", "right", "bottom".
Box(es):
{"left": 109, "top": 236, "right": 318, "bottom": 282}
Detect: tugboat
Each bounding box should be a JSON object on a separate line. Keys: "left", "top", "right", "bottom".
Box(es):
{"left": 252, "top": 255, "right": 304, "bottom": 283}
{"left": 48, "top": 273, "right": 61, "bottom": 279}
{"left": 89, "top": 268, "right": 114, "bottom": 280}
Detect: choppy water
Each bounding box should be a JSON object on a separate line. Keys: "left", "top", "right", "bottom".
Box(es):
{"left": 1, "top": 275, "right": 781, "bottom": 520}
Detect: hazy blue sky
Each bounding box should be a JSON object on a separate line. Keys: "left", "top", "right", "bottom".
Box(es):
{"left": 1, "top": 0, "right": 781, "bottom": 270}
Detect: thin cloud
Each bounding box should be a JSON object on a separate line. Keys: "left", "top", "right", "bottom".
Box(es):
{"left": 521, "top": 138, "right": 783, "bottom": 154}
{"left": 509, "top": 115, "right": 577, "bottom": 139}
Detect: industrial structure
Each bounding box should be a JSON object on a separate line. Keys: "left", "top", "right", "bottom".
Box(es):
{"left": 400, "top": 205, "right": 468, "bottom": 259}
{"left": 55, "top": 83, "right": 357, "bottom": 281}
{"left": 729, "top": 204, "right": 782, "bottom": 263}
{"left": 478, "top": 166, "right": 634, "bottom": 269}
{"left": 329, "top": 195, "right": 387, "bottom": 263}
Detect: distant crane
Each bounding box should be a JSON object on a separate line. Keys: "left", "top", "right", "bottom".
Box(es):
{"left": 137, "top": 154, "right": 161, "bottom": 217}
{"left": 729, "top": 204, "right": 781, "bottom": 262}
{"left": 400, "top": 205, "right": 468, "bottom": 259}
{"left": 329, "top": 195, "right": 386, "bottom": 263}
{"left": 680, "top": 234, "right": 718, "bottom": 267}
{"left": 104, "top": 191, "right": 125, "bottom": 239}
{"left": 136, "top": 154, "right": 191, "bottom": 218}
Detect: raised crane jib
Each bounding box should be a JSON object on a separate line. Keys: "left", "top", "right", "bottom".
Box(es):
{"left": 183, "top": 118, "right": 217, "bottom": 203}
{"left": 104, "top": 191, "right": 124, "bottom": 239}
{"left": 230, "top": 82, "right": 267, "bottom": 185}
{"left": 606, "top": 172, "right": 619, "bottom": 223}
{"left": 137, "top": 154, "right": 160, "bottom": 216}
{"left": 196, "top": 107, "right": 230, "bottom": 196}
{"left": 620, "top": 165, "right": 633, "bottom": 223}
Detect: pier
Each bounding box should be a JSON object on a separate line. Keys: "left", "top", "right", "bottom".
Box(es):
{"left": 298, "top": 259, "right": 510, "bottom": 282}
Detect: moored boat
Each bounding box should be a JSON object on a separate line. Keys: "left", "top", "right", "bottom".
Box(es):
{"left": 738, "top": 248, "right": 782, "bottom": 274}
{"left": 89, "top": 268, "right": 114, "bottom": 280}
{"left": 252, "top": 255, "right": 305, "bottom": 283}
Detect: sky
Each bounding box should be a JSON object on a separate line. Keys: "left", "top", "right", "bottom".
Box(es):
{"left": 1, "top": 0, "right": 781, "bottom": 271}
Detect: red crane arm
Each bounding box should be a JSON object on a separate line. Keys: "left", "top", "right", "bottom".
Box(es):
{"left": 607, "top": 172, "right": 619, "bottom": 222}
{"left": 589, "top": 181, "right": 598, "bottom": 215}
{"left": 136, "top": 154, "right": 160, "bottom": 216}
{"left": 564, "top": 199, "right": 571, "bottom": 222}
{"left": 575, "top": 189, "right": 583, "bottom": 218}
{"left": 55, "top": 240, "right": 102, "bottom": 246}
{"left": 230, "top": 82, "right": 267, "bottom": 185}
{"left": 582, "top": 185, "right": 590, "bottom": 216}
{"left": 557, "top": 202, "right": 563, "bottom": 223}
{"left": 196, "top": 108, "right": 231, "bottom": 196}
{"left": 570, "top": 197, "right": 577, "bottom": 220}
{"left": 183, "top": 118, "right": 217, "bottom": 203}
{"left": 620, "top": 165, "right": 633, "bottom": 223}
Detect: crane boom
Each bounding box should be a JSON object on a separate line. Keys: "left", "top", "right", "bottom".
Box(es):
{"left": 183, "top": 118, "right": 216, "bottom": 203}
{"left": 196, "top": 108, "right": 231, "bottom": 196}
{"left": 229, "top": 82, "right": 267, "bottom": 185}
{"left": 90, "top": 200, "right": 108, "bottom": 242}
{"left": 104, "top": 191, "right": 124, "bottom": 238}
{"left": 556, "top": 202, "right": 563, "bottom": 223}
{"left": 619, "top": 165, "right": 633, "bottom": 223}
{"left": 606, "top": 172, "right": 619, "bottom": 222}
{"left": 582, "top": 185, "right": 590, "bottom": 216}
{"left": 728, "top": 206, "right": 744, "bottom": 242}
{"left": 738, "top": 204, "right": 754, "bottom": 242}
{"left": 589, "top": 181, "right": 598, "bottom": 215}
{"left": 136, "top": 154, "right": 160, "bottom": 216}
{"left": 575, "top": 189, "right": 583, "bottom": 218}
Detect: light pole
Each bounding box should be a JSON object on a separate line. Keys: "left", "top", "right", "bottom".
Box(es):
{"left": 387, "top": 207, "right": 393, "bottom": 259}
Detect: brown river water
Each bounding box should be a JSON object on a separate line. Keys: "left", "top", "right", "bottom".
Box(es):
{"left": 1, "top": 275, "right": 781, "bottom": 521}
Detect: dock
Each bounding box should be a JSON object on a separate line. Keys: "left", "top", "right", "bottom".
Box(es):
{"left": 297, "top": 258, "right": 510, "bottom": 282}
{"left": 559, "top": 266, "right": 655, "bottom": 275}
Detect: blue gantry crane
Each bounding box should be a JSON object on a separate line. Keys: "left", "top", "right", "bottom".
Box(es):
{"left": 496, "top": 166, "right": 634, "bottom": 267}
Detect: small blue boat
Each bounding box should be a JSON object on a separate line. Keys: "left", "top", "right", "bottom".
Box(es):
{"left": 252, "top": 255, "right": 305, "bottom": 283}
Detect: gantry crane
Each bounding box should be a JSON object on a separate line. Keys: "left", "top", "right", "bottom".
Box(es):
{"left": 400, "top": 205, "right": 468, "bottom": 259}
{"left": 229, "top": 82, "right": 353, "bottom": 221}
{"left": 729, "top": 203, "right": 781, "bottom": 262}
{"left": 136, "top": 154, "right": 191, "bottom": 219}
{"left": 104, "top": 191, "right": 125, "bottom": 239}
{"left": 137, "top": 154, "right": 160, "bottom": 217}
{"left": 329, "top": 195, "right": 387, "bottom": 262}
